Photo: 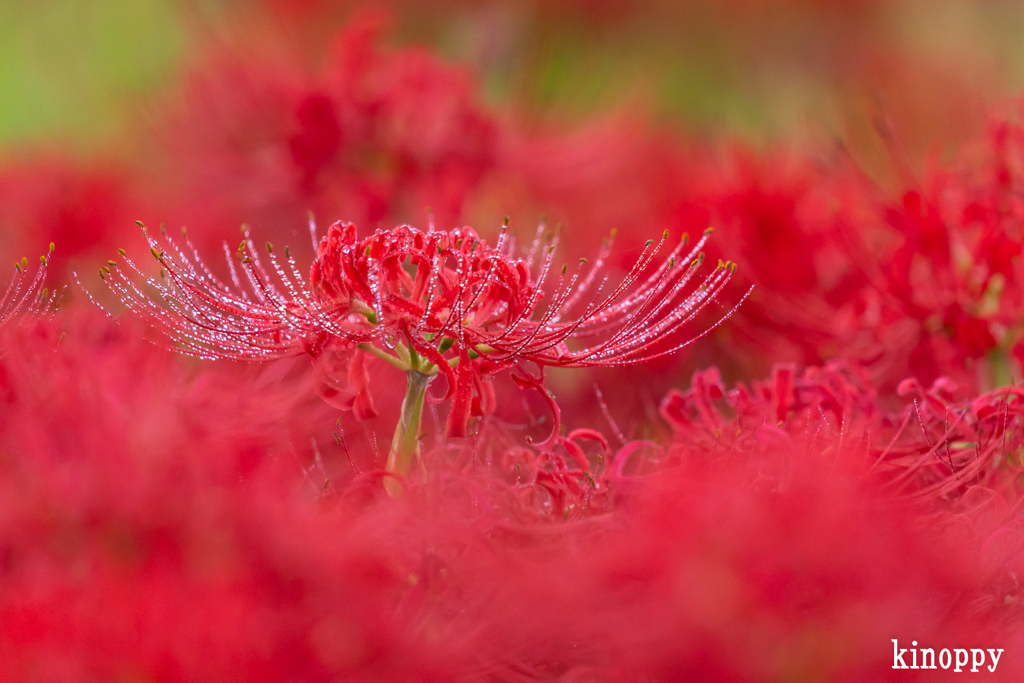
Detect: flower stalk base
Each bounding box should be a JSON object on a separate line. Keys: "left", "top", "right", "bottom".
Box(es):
{"left": 384, "top": 370, "right": 430, "bottom": 497}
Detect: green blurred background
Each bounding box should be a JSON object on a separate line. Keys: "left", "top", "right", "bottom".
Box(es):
{"left": 6, "top": 0, "right": 1024, "bottom": 157}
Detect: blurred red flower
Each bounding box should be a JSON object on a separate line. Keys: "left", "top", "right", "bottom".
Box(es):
{"left": 3, "top": 314, "right": 1021, "bottom": 681}
{"left": 150, "top": 13, "right": 499, "bottom": 252}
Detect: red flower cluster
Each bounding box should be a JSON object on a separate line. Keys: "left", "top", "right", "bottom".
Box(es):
{"left": 6, "top": 6, "right": 1024, "bottom": 681}
{"left": 659, "top": 360, "right": 1024, "bottom": 504}
{"left": 707, "top": 123, "right": 1024, "bottom": 394}
{"left": 3, "top": 314, "right": 1021, "bottom": 681}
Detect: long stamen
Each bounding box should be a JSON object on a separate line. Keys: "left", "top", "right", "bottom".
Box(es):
{"left": 98, "top": 219, "right": 737, "bottom": 495}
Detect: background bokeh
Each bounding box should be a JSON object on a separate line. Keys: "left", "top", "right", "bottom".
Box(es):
{"left": 5, "top": 0, "right": 1024, "bottom": 151}
{"left": 9, "top": 0, "right": 1024, "bottom": 420}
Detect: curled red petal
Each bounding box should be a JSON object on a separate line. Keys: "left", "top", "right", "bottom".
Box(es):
{"left": 512, "top": 364, "right": 561, "bottom": 451}
{"left": 771, "top": 362, "right": 796, "bottom": 423}
{"left": 446, "top": 346, "right": 474, "bottom": 438}
{"left": 566, "top": 428, "right": 611, "bottom": 467}
{"left": 471, "top": 374, "right": 496, "bottom": 417}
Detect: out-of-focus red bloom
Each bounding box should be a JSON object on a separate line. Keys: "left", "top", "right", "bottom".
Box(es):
{"left": 4, "top": 292, "right": 1024, "bottom": 680}
{"left": 0, "top": 158, "right": 133, "bottom": 277}
{"left": 862, "top": 105, "right": 1024, "bottom": 389}
{"left": 152, "top": 14, "right": 499, "bottom": 250}
{"left": 701, "top": 106, "right": 1024, "bottom": 393}
{"left": 0, "top": 310, "right": 456, "bottom": 682}
{"left": 661, "top": 361, "right": 882, "bottom": 470}
{"left": 3, "top": 309, "right": 1022, "bottom": 681}
{"left": 659, "top": 357, "right": 1024, "bottom": 511}
{"left": 496, "top": 114, "right": 711, "bottom": 265}
{"left": 709, "top": 149, "right": 878, "bottom": 373}
{"left": 891, "top": 375, "right": 1024, "bottom": 501}
{"left": 482, "top": 457, "right": 1011, "bottom": 681}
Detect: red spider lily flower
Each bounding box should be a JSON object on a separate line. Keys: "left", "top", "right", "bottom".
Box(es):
{"left": 702, "top": 116, "right": 1024, "bottom": 393}
{"left": 709, "top": 150, "right": 875, "bottom": 370}
{"left": 98, "top": 218, "right": 741, "bottom": 495}
{"left": 660, "top": 361, "right": 884, "bottom": 475}
{"left": 850, "top": 107, "right": 1024, "bottom": 392}
{"left": 658, "top": 357, "right": 1024, "bottom": 510}
{"left": 889, "top": 376, "right": 1024, "bottom": 502}
{"left": 0, "top": 245, "right": 54, "bottom": 333}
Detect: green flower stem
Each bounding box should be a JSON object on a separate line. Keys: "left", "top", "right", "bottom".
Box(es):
{"left": 357, "top": 342, "right": 408, "bottom": 371}
{"left": 384, "top": 370, "right": 431, "bottom": 497}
